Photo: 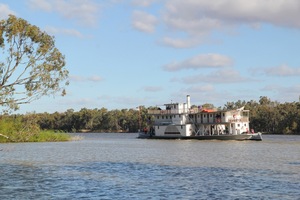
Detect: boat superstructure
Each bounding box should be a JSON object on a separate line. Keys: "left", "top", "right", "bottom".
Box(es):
{"left": 139, "top": 95, "right": 262, "bottom": 141}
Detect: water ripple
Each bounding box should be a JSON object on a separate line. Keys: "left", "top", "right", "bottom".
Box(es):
{"left": 0, "top": 162, "right": 299, "bottom": 199}
{"left": 0, "top": 134, "right": 299, "bottom": 199}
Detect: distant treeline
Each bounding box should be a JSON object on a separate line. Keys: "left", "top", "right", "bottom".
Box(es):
{"left": 4, "top": 96, "right": 300, "bottom": 134}
{"left": 222, "top": 96, "right": 300, "bottom": 134}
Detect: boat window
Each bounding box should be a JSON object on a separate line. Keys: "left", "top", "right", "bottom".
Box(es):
{"left": 242, "top": 111, "right": 249, "bottom": 117}
{"left": 166, "top": 116, "right": 168, "bottom": 119}
{"left": 162, "top": 116, "right": 164, "bottom": 119}
{"left": 204, "top": 114, "right": 206, "bottom": 117}
{"left": 181, "top": 125, "right": 183, "bottom": 129}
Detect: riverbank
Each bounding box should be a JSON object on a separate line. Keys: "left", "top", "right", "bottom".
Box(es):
{"left": 0, "top": 130, "right": 71, "bottom": 143}
{"left": 0, "top": 115, "right": 72, "bottom": 143}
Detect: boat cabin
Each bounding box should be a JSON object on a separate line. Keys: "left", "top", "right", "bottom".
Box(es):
{"left": 147, "top": 95, "right": 251, "bottom": 137}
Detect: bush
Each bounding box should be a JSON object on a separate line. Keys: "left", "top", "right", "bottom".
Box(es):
{"left": 0, "top": 116, "right": 71, "bottom": 143}
{"left": 29, "top": 130, "right": 70, "bottom": 142}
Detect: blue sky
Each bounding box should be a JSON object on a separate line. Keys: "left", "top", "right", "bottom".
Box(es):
{"left": 1, "top": 0, "right": 300, "bottom": 113}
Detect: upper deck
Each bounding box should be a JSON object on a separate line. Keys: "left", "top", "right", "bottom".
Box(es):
{"left": 148, "top": 108, "right": 249, "bottom": 124}
{"left": 147, "top": 95, "right": 249, "bottom": 124}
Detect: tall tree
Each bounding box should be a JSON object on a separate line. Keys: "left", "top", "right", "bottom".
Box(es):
{"left": 0, "top": 15, "right": 69, "bottom": 111}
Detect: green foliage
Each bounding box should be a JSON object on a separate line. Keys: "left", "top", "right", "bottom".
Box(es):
{"left": 35, "top": 107, "right": 142, "bottom": 133}
{"left": 0, "top": 115, "right": 70, "bottom": 142}
{"left": 0, "top": 116, "right": 24, "bottom": 142}
{"left": 202, "top": 103, "right": 215, "bottom": 109}
{"left": 1, "top": 96, "right": 300, "bottom": 136}
{"left": 10, "top": 97, "right": 292, "bottom": 135}
{"left": 0, "top": 15, "right": 69, "bottom": 112}
{"left": 31, "top": 98, "right": 300, "bottom": 134}
{"left": 29, "top": 130, "right": 70, "bottom": 142}
{"left": 238, "top": 97, "right": 300, "bottom": 134}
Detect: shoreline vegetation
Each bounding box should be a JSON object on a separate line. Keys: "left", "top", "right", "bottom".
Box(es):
{"left": 0, "top": 15, "right": 69, "bottom": 143}
{"left": 0, "top": 116, "right": 72, "bottom": 143}
{"left": 1, "top": 96, "right": 300, "bottom": 143}
{"left": 0, "top": 130, "right": 71, "bottom": 143}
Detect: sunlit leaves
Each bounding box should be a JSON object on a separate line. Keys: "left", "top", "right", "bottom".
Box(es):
{"left": 0, "top": 15, "right": 69, "bottom": 112}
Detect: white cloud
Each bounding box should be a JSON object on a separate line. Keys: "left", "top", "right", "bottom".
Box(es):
{"left": 262, "top": 84, "right": 300, "bottom": 102}
{"left": 142, "top": 86, "right": 163, "bottom": 92}
{"left": 70, "top": 75, "right": 103, "bottom": 82}
{"left": 28, "top": 0, "right": 52, "bottom": 11}
{"left": 163, "top": 54, "right": 233, "bottom": 72}
{"left": 185, "top": 84, "right": 215, "bottom": 93}
{"left": 89, "top": 76, "right": 103, "bottom": 82}
{"left": 0, "top": 4, "right": 16, "bottom": 19}
{"left": 59, "top": 98, "right": 98, "bottom": 107}
{"left": 131, "top": 0, "right": 158, "bottom": 7}
{"left": 160, "top": 0, "right": 300, "bottom": 48}
{"left": 161, "top": 36, "right": 206, "bottom": 48}
{"left": 281, "top": 85, "right": 300, "bottom": 96}
{"left": 176, "top": 84, "right": 221, "bottom": 104}
{"left": 132, "top": 10, "right": 158, "bottom": 33}
{"left": 97, "top": 95, "right": 148, "bottom": 108}
{"left": 264, "top": 65, "right": 300, "bottom": 77}
{"left": 181, "top": 69, "right": 249, "bottom": 84}
{"left": 28, "top": 0, "right": 100, "bottom": 27}
{"left": 44, "top": 26, "right": 84, "bottom": 38}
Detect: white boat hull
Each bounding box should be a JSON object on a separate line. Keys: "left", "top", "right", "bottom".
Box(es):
{"left": 138, "top": 132, "right": 262, "bottom": 141}
{"left": 140, "top": 95, "right": 263, "bottom": 141}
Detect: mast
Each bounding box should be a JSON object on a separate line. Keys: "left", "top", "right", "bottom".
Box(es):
{"left": 138, "top": 106, "right": 141, "bottom": 132}
{"left": 186, "top": 95, "right": 191, "bottom": 109}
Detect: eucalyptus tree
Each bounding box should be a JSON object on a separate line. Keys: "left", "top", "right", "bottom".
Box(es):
{"left": 0, "top": 15, "right": 69, "bottom": 112}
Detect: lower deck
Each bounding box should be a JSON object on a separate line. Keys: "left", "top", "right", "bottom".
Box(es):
{"left": 138, "top": 132, "right": 262, "bottom": 141}
{"left": 153, "top": 122, "right": 251, "bottom": 137}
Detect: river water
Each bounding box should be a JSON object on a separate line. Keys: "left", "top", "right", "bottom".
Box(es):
{"left": 0, "top": 133, "right": 299, "bottom": 199}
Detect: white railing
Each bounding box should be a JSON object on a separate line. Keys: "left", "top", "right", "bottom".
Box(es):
{"left": 148, "top": 109, "right": 249, "bottom": 123}
{"left": 228, "top": 117, "right": 249, "bottom": 122}
{"left": 148, "top": 108, "right": 205, "bottom": 115}
{"left": 148, "top": 109, "right": 187, "bottom": 115}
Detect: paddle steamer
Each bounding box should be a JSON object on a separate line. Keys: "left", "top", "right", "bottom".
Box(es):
{"left": 138, "top": 95, "right": 262, "bottom": 141}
